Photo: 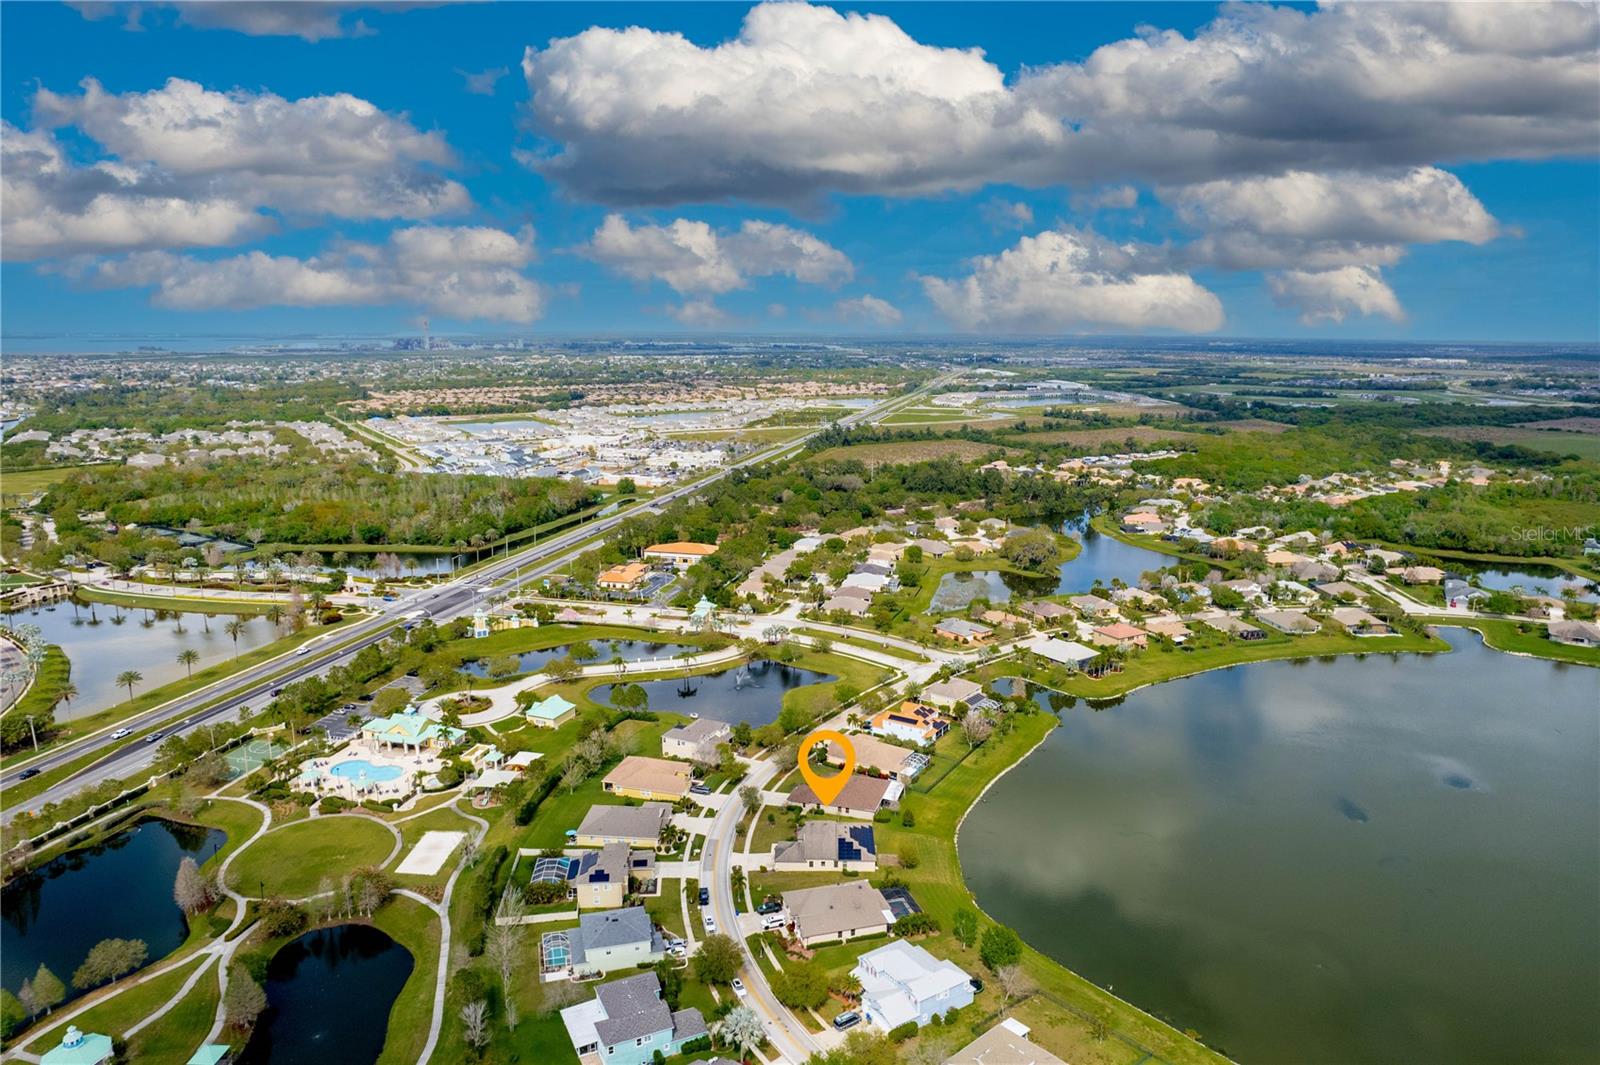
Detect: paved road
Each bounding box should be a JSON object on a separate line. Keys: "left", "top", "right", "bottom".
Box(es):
{"left": 1, "top": 379, "right": 949, "bottom": 821}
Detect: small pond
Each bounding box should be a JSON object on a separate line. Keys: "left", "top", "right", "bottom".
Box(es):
{"left": 237, "top": 924, "right": 413, "bottom": 1065}
{"left": 2, "top": 819, "right": 225, "bottom": 1004}
{"left": 1447, "top": 559, "right": 1599, "bottom": 603}
{"left": 1055, "top": 520, "right": 1174, "bottom": 594}
{"left": 461, "top": 637, "right": 700, "bottom": 678}
{"left": 2, "top": 599, "right": 278, "bottom": 718}
{"left": 595, "top": 660, "right": 836, "bottom": 727}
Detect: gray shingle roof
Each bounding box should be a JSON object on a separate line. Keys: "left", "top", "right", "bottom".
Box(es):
{"left": 577, "top": 802, "right": 672, "bottom": 841}
{"left": 594, "top": 973, "right": 672, "bottom": 1046}
{"left": 576, "top": 906, "right": 654, "bottom": 953}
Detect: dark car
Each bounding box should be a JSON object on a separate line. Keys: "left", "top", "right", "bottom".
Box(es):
{"left": 144, "top": 731, "right": 164, "bottom": 744}
{"left": 269, "top": 687, "right": 284, "bottom": 697}
{"left": 689, "top": 782, "right": 711, "bottom": 795}
{"left": 698, "top": 887, "right": 711, "bottom": 906}
{"left": 832, "top": 1012, "right": 861, "bottom": 1031}
{"left": 18, "top": 767, "right": 40, "bottom": 781}
{"left": 756, "top": 900, "right": 782, "bottom": 916}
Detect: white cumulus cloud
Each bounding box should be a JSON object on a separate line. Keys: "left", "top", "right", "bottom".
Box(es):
{"left": 582, "top": 215, "right": 852, "bottom": 295}
{"left": 834, "top": 294, "right": 903, "bottom": 326}
{"left": 921, "top": 228, "right": 1223, "bottom": 334}
{"left": 1268, "top": 266, "right": 1404, "bottom": 325}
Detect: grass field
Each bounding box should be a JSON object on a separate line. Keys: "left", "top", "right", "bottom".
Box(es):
{"left": 1417, "top": 425, "right": 1600, "bottom": 461}
{"left": 227, "top": 814, "right": 397, "bottom": 897}
{"left": 373, "top": 895, "right": 445, "bottom": 1065}
{"left": 126, "top": 960, "right": 220, "bottom": 1063}
{"left": 1003, "top": 425, "right": 1199, "bottom": 448}
{"left": 809, "top": 439, "right": 1012, "bottom": 467}
{"left": 17, "top": 955, "right": 210, "bottom": 1053}
{"left": 0, "top": 465, "right": 81, "bottom": 496}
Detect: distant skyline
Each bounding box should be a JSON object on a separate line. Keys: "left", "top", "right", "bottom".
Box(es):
{"left": 3, "top": 1, "right": 1598, "bottom": 342}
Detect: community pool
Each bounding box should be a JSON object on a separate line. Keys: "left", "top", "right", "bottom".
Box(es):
{"left": 329, "top": 760, "right": 404, "bottom": 783}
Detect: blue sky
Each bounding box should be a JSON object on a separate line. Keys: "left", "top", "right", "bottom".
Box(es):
{"left": 3, "top": 1, "right": 1596, "bottom": 342}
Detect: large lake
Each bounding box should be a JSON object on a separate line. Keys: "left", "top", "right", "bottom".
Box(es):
{"left": 3, "top": 599, "right": 277, "bottom": 718}
{"left": 2, "top": 819, "right": 224, "bottom": 1004}
{"left": 960, "top": 631, "right": 1599, "bottom": 1064}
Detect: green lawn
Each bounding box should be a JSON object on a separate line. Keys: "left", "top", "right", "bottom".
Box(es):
{"left": 1424, "top": 618, "right": 1600, "bottom": 666}
{"left": 126, "top": 961, "right": 222, "bottom": 1063}
{"left": 76, "top": 585, "right": 284, "bottom": 615}
{"left": 373, "top": 895, "right": 445, "bottom": 1065}
{"left": 227, "top": 814, "right": 397, "bottom": 898}
{"left": 0, "top": 465, "right": 80, "bottom": 496}
{"left": 16, "top": 955, "right": 209, "bottom": 1053}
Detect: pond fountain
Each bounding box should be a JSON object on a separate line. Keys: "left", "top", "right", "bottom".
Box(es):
{"left": 237, "top": 924, "right": 413, "bottom": 1065}
{"left": 459, "top": 636, "right": 700, "bottom": 678}
{"left": 2, "top": 819, "right": 225, "bottom": 1005}
{"left": 960, "top": 630, "right": 1599, "bottom": 1065}
{"left": 595, "top": 659, "right": 836, "bottom": 726}
{"left": 1, "top": 599, "right": 277, "bottom": 717}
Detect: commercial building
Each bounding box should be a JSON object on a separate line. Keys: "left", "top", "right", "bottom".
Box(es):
{"left": 643, "top": 542, "right": 718, "bottom": 570}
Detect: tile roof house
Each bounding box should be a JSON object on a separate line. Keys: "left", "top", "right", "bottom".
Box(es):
{"left": 921, "top": 677, "right": 984, "bottom": 709}
{"left": 945, "top": 1018, "right": 1069, "bottom": 1065}
{"left": 824, "top": 595, "right": 872, "bottom": 616}
{"left": 1548, "top": 619, "right": 1600, "bottom": 647}
{"left": 1201, "top": 614, "right": 1266, "bottom": 640}
{"left": 643, "top": 541, "right": 719, "bottom": 570}
{"left": 788, "top": 773, "right": 901, "bottom": 819}
{"left": 853, "top": 940, "right": 974, "bottom": 1031}
{"left": 576, "top": 802, "right": 673, "bottom": 848}
{"left": 1091, "top": 623, "right": 1149, "bottom": 650}
{"left": 1315, "top": 581, "right": 1367, "bottom": 601}
{"left": 773, "top": 821, "right": 878, "bottom": 872}
{"left": 661, "top": 718, "right": 732, "bottom": 763}
{"left": 782, "top": 881, "right": 895, "bottom": 946}
{"left": 1399, "top": 565, "right": 1446, "bottom": 584}
{"left": 603, "top": 756, "right": 693, "bottom": 801}
{"left": 559, "top": 971, "right": 707, "bottom": 1065}
{"left": 568, "top": 907, "right": 666, "bottom": 976}
{"left": 597, "top": 562, "right": 650, "bottom": 590}
{"left": 1019, "top": 600, "right": 1072, "bottom": 621}
{"left": 1142, "top": 616, "right": 1193, "bottom": 643}
{"left": 1329, "top": 607, "right": 1392, "bottom": 636}
{"left": 1068, "top": 593, "right": 1120, "bottom": 617}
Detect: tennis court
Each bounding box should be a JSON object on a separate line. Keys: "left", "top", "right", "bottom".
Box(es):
{"left": 224, "top": 739, "right": 285, "bottom": 778}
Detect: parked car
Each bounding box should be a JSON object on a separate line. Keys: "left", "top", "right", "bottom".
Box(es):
{"left": 731, "top": 978, "right": 747, "bottom": 998}
{"left": 698, "top": 887, "right": 711, "bottom": 906}
{"left": 969, "top": 976, "right": 985, "bottom": 994}
{"left": 689, "top": 782, "right": 710, "bottom": 796}
{"left": 832, "top": 1012, "right": 861, "bottom": 1031}
{"left": 761, "top": 913, "right": 786, "bottom": 931}
{"left": 703, "top": 914, "right": 717, "bottom": 933}
{"left": 756, "top": 899, "right": 782, "bottom": 915}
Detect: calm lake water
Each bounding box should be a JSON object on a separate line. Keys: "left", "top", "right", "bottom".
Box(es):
{"left": 929, "top": 569, "right": 1056, "bottom": 612}
{"left": 1055, "top": 522, "right": 1174, "bottom": 593}
{"left": 238, "top": 924, "right": 413, "bottom": 1065}
{"left": 596, "top": 660, "right": 836, "bottom": 726}
{"left": 460, "top": 637, "right": 699, "bottom": 678}
{"left": 1448, "top": 560, "right": 1599, "bottom": 603}
{"left": 2, "top": 599, "right": 277, "bottom": 718}
{"left": 2, "top": 819, "right": 224, "bottom": 1003}
{"left": 961, "top": 631, "right": 1600, "bottom": 1065}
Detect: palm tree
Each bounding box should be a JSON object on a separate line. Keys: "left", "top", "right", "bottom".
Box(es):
{"left": 59, "top": 682, "right": 78, "bottom": 710}
{"left": 178, "top": 648, "right": 200, "bottom": 677}
{"left": 224, "top": 618, "right": 246, "bottom": 656}
{"left": 202, "top": 611, "right": 213, "bottom": 633}
{"left": 265, "top": 605, "right": 284, "bottom": 632}
{"left": 116, "top": 670, "right": 143, "bottom": 700}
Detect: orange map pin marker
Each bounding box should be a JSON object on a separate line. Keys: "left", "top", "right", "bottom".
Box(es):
{"left": 798, "top": 728, "right": 855, "bottom": 806}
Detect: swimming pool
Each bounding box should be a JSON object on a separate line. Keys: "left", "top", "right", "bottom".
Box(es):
{"left": 328, "top": 760, "right": 405, "bottom": 783}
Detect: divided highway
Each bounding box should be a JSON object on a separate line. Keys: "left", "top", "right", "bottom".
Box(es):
{"left": 1, "top": 379, "right": 949, "bottom": 820}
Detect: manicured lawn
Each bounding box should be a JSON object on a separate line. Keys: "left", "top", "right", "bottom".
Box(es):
{"left": 227, "top": 814, "right": 397, "bottom": 897}
{"left": 1425, "top": 617, "right": 1600, "bottom": 666}
{"left": 373, "top": 895, "right": 445, "bottom": 1065}
{"left": 646, "top": 878, "right": 687, "bottom": 939}
{"left": 17, "top": 955, "right": 209, "bottom": 1053}
{"left": 126, "top": 961, "right": 222, "bottom": 1063}
{"left": 794, "top": 627, "right": 930, "bottom": 663}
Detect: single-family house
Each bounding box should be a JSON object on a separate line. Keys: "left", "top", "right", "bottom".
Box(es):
{"left": 788, "top": 773, "right": 901, "bottom": 819}
{"left": 1329, "top": 607, "right": 1392, "bottom": 636}
{"left": 642, "top": 542, "right": 718, "bottom": 570}
{"left": 576, "top": 803, "right": 672, "bottom": 849}
{"left": 1548, "top": 619, "right": 1600, "bottom": 647}
{"left": 853, "top": 940, "right": 974, "bottom": 1031}
{"left": 1019, "top": 600, "right": 1071, "bottom": 622}
{"left": 570, "top": 842, "right": 656, "bottom": 910}
{"left": 772, "top": 821, "right": 878, "bottom": 872}
{"left": 1216, "top": 579, "right": 1265, "bottom": 602}
{"left": 1399, "top": 565, "right": 1446, "bottom": 585}
{"left": 911, "top": 538, "right": 951, "bottom": 558}
{"left": 870, "top": 702, "right": 950, "bottom": 745}
{"left": 559, "top": 971, "right": 707, "bottom": 1065}
{"left": 1315, "top": 581, "right": 1367, "bottom": 601}
{"left": 1112, "top": 587, "right": 1167, "bottom": 610}
{"left": 1068, "top": 593, "right": 1120, "bottom": 618}
{"left": 843, "top": 571, "right": 896, "bottom": 594}
{"left": 934, "top": 618, "right": 993, "bottom": 644}
{"left": 979, "top": 609, "right": 1031, "bottom": 629}
{"left": 920, "top": 677, "right": 984, "bottom": 710}
{"left": 1091, "top": 623, "right": 1149, "bottom": 651}
{"left": 782, "top": 881, "right": 895, "bottom": 946}
{"left": 1292, "top": 560, "right": 1341, "bottom": 584}
{"left": 661, "top": 718, "right": 732, "bottom": 763}
{"left": 597, "top": 562, "right": 649, "bottom": 591}
{"left": 1202, "top": 615, "right": 1266, "bottom": 640}
{"left": 824, "top": 595, "right": 871, "bottom": 617}
{"left": 526, "top": 694, "right": 577, "bottom": 728}
{"left": 1255, "top": 609, "right": 1320, "bottom": 635}
{"left": 564, "top": 907, "right": 666, "bottom": 977}
{"left": 826, "top": 734, "right": 928, "bottom": 781}
{"left": 1031, "top": 637, "right": 1099, "bottom": 668}
{"left": 945, "top": 1018, "right": 1069, "bottom": 1065}
{"left": 603, "top": 756, "right": 693, "bottom": 801}
{"left": 1142, "top": 616, "right": 1193, "bottom": 643}
{"left": 1120, "top": 511, "right": 1166, "bottom": 534}
{"left": 1442, "top": 578, "right": 1489, "bottom": 607}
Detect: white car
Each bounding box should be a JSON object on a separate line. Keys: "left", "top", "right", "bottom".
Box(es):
{"left": 703, "top": 914, "right": 717, "bottom": 933}
{"left": 109, "top": 728, "right": 132, "bottom": 739}
{"left": 731, "top": 978, "right": 747, "bottom": 998}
